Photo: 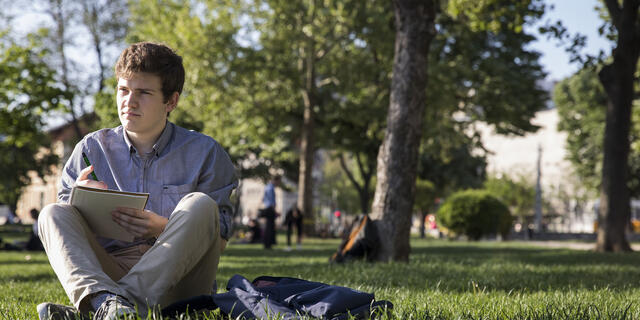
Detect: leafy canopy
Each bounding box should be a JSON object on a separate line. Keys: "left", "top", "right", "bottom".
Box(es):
{"left": 555, "top": 65, "right": 640, "bottom": 197}
{"left": 0, "top": 34, "right": 66, "bottom": 209}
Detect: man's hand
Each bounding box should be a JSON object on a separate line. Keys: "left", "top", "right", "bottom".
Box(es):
{"left": 75, "top": 165, "right": 108, "bottom": 189}
{"left": 112, "top": 207, "right": 168, "bottom": 239}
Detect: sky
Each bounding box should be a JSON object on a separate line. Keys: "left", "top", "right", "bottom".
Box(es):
{"left": 527, "top": 0, "right": 612, "bottom": 82}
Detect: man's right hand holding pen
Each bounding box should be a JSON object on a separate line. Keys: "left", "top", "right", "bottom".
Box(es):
{"left": 75, "top": 165, "right": 108, "bottom": 190}
{"left": 75, "top": 162, "right": 169, "bottom": 240}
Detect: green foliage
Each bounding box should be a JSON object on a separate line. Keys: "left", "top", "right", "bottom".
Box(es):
{"left": 555, "top": 66, "right": 640, "bottom": 197}
{"left": 418, "top": 132, "right": 487, "bottom": 198}
{"left": 428, "top": 1, "right": 548, "bottom": 136}
{"left": 317, "top": 155, "right": 363, "bottom": 215}
{"left": 418, "top": 0, "right": 548, "bottom": 198}
{"left": 93, "top": 76, "right": 119, "bottom": 128}
{"left": 126, "top": 0, "right": 298, "bottom": 180}
{"left": 438, "top": 189, "right": 513, "bottom": 240}
{"left": 0, "top": 35, "right": 66, "bottom": 210}
{"left": 447, "top": 0, "right": 546, "bottom": 34}
{"left": 484, "top": 174, "right": 535, "bottom": 221}
{"left": 122, "top": 0, "right": 548, "bottom": 202}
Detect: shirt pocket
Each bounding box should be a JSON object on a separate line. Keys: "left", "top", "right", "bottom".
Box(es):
{"left": 161, "top": 184, "right": 195, "bottom": 216}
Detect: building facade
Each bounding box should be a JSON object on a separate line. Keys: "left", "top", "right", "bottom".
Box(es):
{"left": 477, "top": 108, "right": 595, "bottom": 233}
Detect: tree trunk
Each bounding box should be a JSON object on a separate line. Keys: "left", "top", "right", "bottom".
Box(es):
{"left": 49, "top": 0, "right": 83, "bottom": 140}
{"left": 420, "top": 210, "right": 427, "bottom": 238}
{"left": 596, "top": 0, "right": 640, "bottom": 252}
{"left": 370, "top": 0, "right": 436, "bottom": 262}
{"left": 298, "top": 39, "right": 317, "bottom": 236}
{"left": 85, "top": 1, "right": 106, "bottom": 92}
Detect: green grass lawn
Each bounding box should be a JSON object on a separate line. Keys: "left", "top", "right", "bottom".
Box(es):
{"left": 2, "top": 235, "right": 640, "bottom": 319}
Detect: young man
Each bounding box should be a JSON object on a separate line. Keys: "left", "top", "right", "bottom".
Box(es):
{"left": 37, "top": 42, "right": 237, "bottom": 320}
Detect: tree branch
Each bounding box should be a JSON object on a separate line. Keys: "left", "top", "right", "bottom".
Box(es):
{"left": 355, "top": 152, "right": 367, "bottom": 178}
{"left": 339, "top": 153, "right": 364, "bottom": 194}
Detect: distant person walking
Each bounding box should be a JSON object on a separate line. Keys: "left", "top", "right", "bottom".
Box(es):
{"left": 284, "top": 206, "right": 303, "bottom": 251}
{"left": 259, "top": 176, "right": 280, "bottom": 249}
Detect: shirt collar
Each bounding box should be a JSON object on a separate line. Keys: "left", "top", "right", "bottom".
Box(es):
{"left": 122, "top": 121, "right": 175, "bottom": 157}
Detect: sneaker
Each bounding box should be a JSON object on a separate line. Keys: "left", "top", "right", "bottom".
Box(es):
{"left": 93, "top": 295, "right": 135, "bottom": 320}
{"left": 37, "top": 303, "right": 87, "bottom": 320}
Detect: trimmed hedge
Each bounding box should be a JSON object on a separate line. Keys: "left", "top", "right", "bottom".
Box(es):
{"left": 437, "top": 189, "right": 513, "bottom": 240}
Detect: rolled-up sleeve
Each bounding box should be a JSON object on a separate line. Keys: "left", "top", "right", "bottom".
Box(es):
{"left": 196, "top": 142, "right": 238, "bottom": 240}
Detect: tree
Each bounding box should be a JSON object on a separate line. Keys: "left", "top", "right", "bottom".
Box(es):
{"left": 484, "top": 174, "right": 536, "bottom": 227}
{"left": 418, "top": 129, "right": 487, "bottom": 197}
{"left": 317, "top": 154, "right": 362, "bottom": 215}
{"left": 371, "top": 0, "right": 548, "bottom": 262}
{"left": 370, "top": 0, "right": 437, "bottom": 262}
{"left": 328, "top": 0, "right": 545, "bottom": 224}
{"left": 555, "top": 68, "right": 608, "bottom": 195}
{"left": 123, "top": 0, "right": 548, "bottom": 241}
{"left": 0, "top": 36, "right": 66, "bottom": 211}
{"left": 78, "top": 0, "right": 128, "bottom": 92}
{"left": 320, "top": 0, "right": 393, "bottom": 216}
{"left": 555, "top": 66, "right": 640, "bottom": 197}
{"left": 38, "top": 0, "right": 86, "bottom": 140}
{"left": 594, "top": 0, "right": 640, "bottom": 252}
{"left": 245, "top": 0, "right": 369, "bottom": 233}
{"left": 336, "top": 153, "right": 376, "bottom": 214}
{"left": 9, "top": 0, "right": 128, "bottom": 140}
{"left": 122, "top": 0, "right": 303, "bottom": 221}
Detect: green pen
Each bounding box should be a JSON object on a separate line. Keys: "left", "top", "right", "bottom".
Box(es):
{"left": 81, "top": 152, "right": 99, "bottom": 181}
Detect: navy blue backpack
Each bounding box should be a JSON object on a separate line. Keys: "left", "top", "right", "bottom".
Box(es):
{"left": 162, "top": 274, "right": 393, "bottom": 319}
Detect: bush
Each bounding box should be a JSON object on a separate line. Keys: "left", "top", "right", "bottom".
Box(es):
{"left": 438, "top": 189, "right": 513, "bottom": 240}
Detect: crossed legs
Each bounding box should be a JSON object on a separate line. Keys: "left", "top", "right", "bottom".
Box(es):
{"left": 38, "top": 192, "right": 222, "bottom": 314}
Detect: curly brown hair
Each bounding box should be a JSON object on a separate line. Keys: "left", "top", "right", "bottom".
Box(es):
{"left": 115, "top": 42, "right": 185, "bottom": 103}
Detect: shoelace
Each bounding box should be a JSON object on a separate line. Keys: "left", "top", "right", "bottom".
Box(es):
{"left": 94, "top": 297, "right": 133, "bottom": 320}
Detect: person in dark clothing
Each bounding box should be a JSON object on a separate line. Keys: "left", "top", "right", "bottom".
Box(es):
{"left": 248, "top": 219, "right": 262, "bottom": 244}
{"left": 26, "top": 208, "right": 44, "bottom": 251}
{"left": 283, "top": 206, "right": 303, "bottom": 251}
{"left": 259, "top": 176, "right": 280, "bottom": 249}
{"left": 258, "top": 208, "right": 276, "bottom": 249}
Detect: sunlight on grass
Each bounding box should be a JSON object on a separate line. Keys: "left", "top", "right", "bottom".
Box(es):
{"left": 2, "top": 236, "right": 640, "bottom": 319}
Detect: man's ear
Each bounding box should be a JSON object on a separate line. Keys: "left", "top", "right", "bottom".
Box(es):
{"left": 165, "top": 92, "right": 180, "bottom": 113}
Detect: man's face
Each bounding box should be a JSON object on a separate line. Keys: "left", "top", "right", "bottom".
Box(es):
{"left": 116, "top": 72, "right": 176, "bottom": 137}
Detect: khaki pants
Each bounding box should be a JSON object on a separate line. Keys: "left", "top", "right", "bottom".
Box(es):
{"left": 38, "top": 192, "right": 223, "bottom": 314}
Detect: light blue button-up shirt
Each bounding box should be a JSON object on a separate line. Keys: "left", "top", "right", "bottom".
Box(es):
{"left": 262, "top": 182, "right": 276, "bottom": 209}
{"left": 57, "top": 121, "right": 238, "bottom": 251}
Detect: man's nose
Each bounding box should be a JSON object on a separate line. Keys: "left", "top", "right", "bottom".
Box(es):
{"left": 124, "top": 93, "right": 138, "bottom": 108}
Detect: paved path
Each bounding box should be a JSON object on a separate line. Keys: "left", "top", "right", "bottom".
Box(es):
{"left": 524, "top": 240, "right": 640, "bottom": 251}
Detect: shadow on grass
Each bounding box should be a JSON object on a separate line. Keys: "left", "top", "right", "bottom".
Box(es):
{"left": 224, "top": 246, "right": 335, "bottom": 259}
{"left": 220, "top": 239, "right": 640, "bottom": 294}
{"left": 1, "top": 273, "right": 57, "bottom": 283}
{"left": 415, "top": 244, "right": 640, "bottom": 267}
{"left": 3, "top": 237, "right": 638, "bottom": 296}
{"left": 0, "top": 258, "right": 50, "bottom": 265}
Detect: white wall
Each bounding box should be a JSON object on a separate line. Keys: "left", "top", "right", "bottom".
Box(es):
{"left": 477, "top": 108, "right": 595, "bottom": 233}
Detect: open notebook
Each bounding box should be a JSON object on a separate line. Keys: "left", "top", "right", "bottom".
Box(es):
{"left": 70, "top": 186, "right": 149, "bottom": 242}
